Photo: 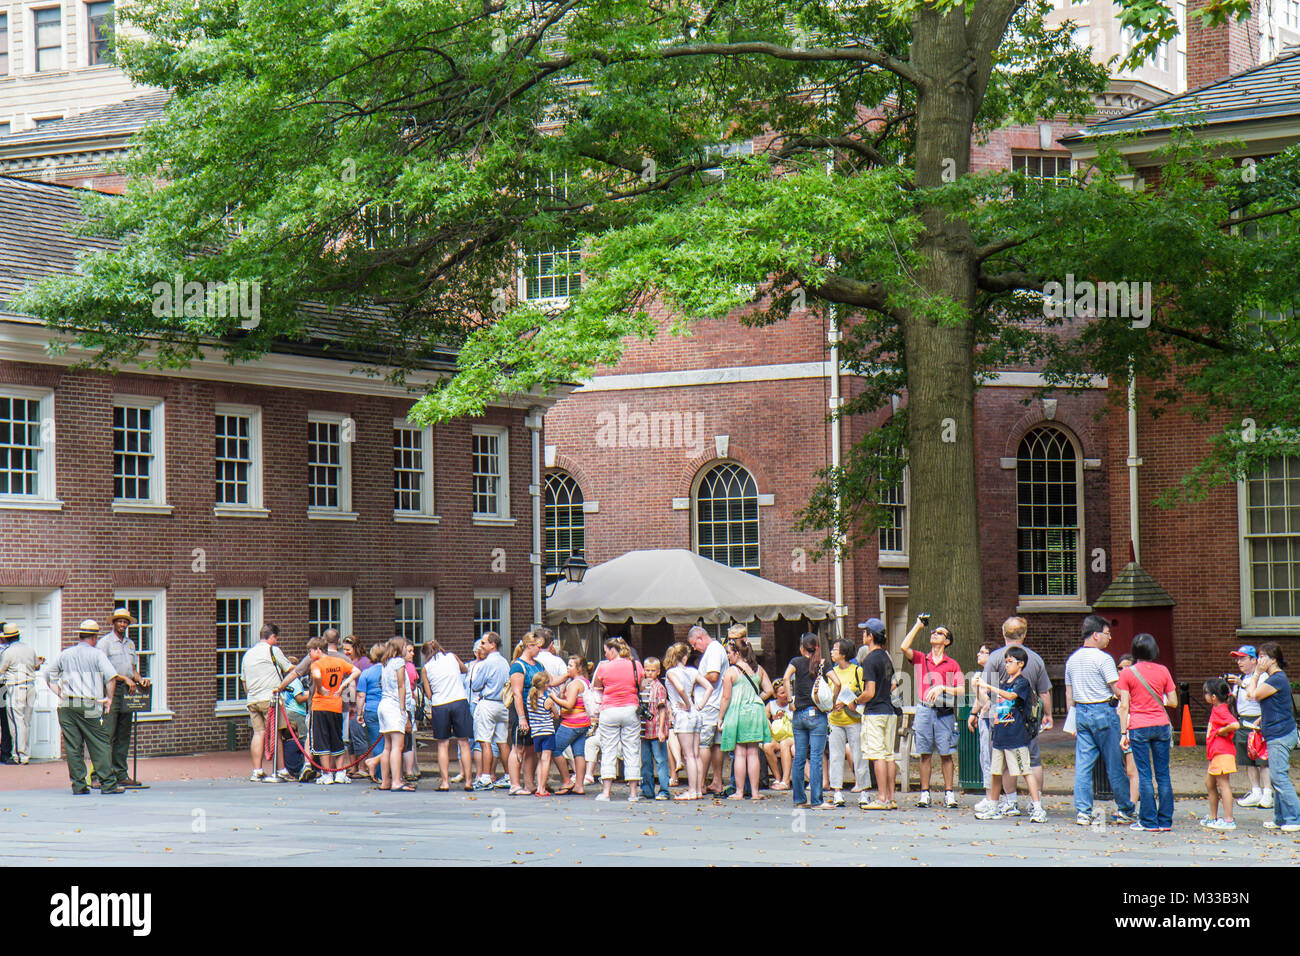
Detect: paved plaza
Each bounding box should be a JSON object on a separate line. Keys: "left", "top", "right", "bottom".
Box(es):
{"left": 2, "top": 780, "right": 1298, "bottom": 866}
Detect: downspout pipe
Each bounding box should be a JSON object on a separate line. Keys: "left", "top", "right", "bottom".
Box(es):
{"left": 526, "top": 407, "right": 545, "bottom": 627}
{"left": 1127, "top": 372, "right": 1141, "bottom": 565}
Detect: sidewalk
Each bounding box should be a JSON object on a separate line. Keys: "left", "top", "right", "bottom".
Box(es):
{"left": 0, "top": 752, "right": 250, "bottom": 791}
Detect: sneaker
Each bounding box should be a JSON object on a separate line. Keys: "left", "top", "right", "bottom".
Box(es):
{"left": 1207, "top": 818, "right": 1237, "bottom": 831}
{"left": 974, "top": 805, "right": 1004, "bottom": 821}
{"left": 1238, "top": 791, "right": 1263, "bottom": 808}
{"left": 1199, "top": 815, "right": 1216, "bottom": 828}
{"left": 276, "top": 769, "right": 293, "bottom": 781}
{"left": 832, "top": 791, "right": 845, "bottom": 807}
{"left": 628, "top": 792, "right": 639, "bottom": 803}
{"left": 249, "top": 770, "right": 266, "bottom": 783}
{"left": 1129, "top": 823, "right": 1159, "bottom": 832}
{"left": 493, "top": 775, "right": 511, "bottom": 789}
{"left": 316, "top": 775, "right": 333, "bottom": 785}
{"left": 917, "top": 791, "right": 931, "bottom": 808}
{"left": 334, "top": 771, "right": 351, "bottom": 784}
{"left": 862, "top": 799, "right": 891, "bottom": 811}
{"left": 973, "top": 798, "right": 996, "bottom": 815}
{"left": 450, "top": 773, "right": 465, "bottom": 784}
{"left": 655, "top": 793, "right": 670, "bottom": 801}
{"left": 1029, "top": 805, "right": 1048, "bottom": 824}
{"left": 945, "top": 793, "right": 959, "bottom": 809}
{"left": 886, "top": 800, "right": 899, "bottom": 810}
{"left": 1263, "top": 821, "right": 1300, "bottom": 831}
{"left": 1261, "top": 791, "right": 1275, "bottom": 809}
{"left": 858, "top": 792, "right": 871, "bottom": 807}
{"left": 102, "top": 786, "right": 126, "bottom": 795}
{"left": 594, "top": 793, "right": 610, "bottom": 802}
{"left": 814, "top": 801, "right": 838, "bottom": 810}
{"left": 1113, "top": 811, "right": 1137, "bottom": 825}
{"left": 471, "top": 778, "right": 493, "bottom": 792}
{"left": 1075, "top": 812, "right": 1093, "bottom": 826}
{"left": 1000, "top": 800, "right": 1022, "bottom": 817}
{"left": 299, "top": 766, "right": 317, "bottom": 783}
{"left": 261, "top": 773, "right": 281, "bottom": 783}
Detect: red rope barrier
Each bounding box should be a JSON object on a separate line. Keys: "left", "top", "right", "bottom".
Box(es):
{"left": 268, "top": 702, "right": 382, "bottom": 775}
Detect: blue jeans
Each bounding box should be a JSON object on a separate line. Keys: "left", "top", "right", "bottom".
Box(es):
{"left": 792, "top": 706, "right": 829, "bottom": 806}
{"left": 1073, "top": 702, "right": 1136, "bottom": 817}
{"left": 1129, "top": 724, "right": 1173, "bottom": 829}
{"left": 364, "top": 710, "right": 383, "bottom": 756}
{"left": 1266, "top": 728, "right": 1300, "bottom": 826}
{"left": 640, "top": 739, "right": 670, "bottom": 798}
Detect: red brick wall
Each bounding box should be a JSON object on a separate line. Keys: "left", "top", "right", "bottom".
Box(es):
{"left": 0, "top": 361, "right": 537, "bottom": 755}
{"left": 1186, "top": 0, "right": 1259, "bottom": 91}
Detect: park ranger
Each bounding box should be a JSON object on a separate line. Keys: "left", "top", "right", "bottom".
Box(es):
{"left": 46, "top": 620, "right": 131, "bottom": 794}
{"left": 0, "top": 623, "right": 40, "bottom": 763}
{"left": 99, "top": 608, "right": 150, "bottom": 787}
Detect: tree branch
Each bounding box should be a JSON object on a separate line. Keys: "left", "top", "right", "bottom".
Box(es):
{"left": 977, "top": 270, "right": 1043, "bottom": 293}
{"left": 1219, "top": 201, "right": 1300, "bottom": 231}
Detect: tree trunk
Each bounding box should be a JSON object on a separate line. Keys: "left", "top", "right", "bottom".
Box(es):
{"left": 903, "top": 8, "right": 984, "bottom": 668}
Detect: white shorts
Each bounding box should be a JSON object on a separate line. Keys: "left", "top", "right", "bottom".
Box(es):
{"left": 698, "top": 705, "right": 721, "bottom": 747}
{"left": 473, "top": 699, "right": 508, "bottom": 744}
{"left": 377, "top": 698, "right": 406, "bottom": 735}
{"left": 672, "top": 709, "right": 701, "bottom": 735}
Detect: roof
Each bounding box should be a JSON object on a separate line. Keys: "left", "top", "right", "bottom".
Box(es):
{"left": 0, "top": 175, "right": 460, "bottom": 370}
{"left": 1064, "top": 49, "right": 1300, "bottom": 140}
{"left": 1092, "top": 562, "right": 1177, "bottom": 609}
{"left": 0, "top": 91, "right": 171, "bottom": 147}
{"left": 544, "top": 549, "right": 835, "bottom": 625}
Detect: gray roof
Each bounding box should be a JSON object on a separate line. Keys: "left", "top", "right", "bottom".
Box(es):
{"left": 1065, "top": 50, "right": 1300, "bottom": 140}
{"left": 0, "top": 91, "right": 171, "bottom": 146}
{"left": 0, "top": 175, "right": 459, "bottom": 370}
{"left": 1092, "top": 562, "right": 1176, "bottom": 608}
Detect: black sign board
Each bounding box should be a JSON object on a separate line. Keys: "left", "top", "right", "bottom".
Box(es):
{"left": 121, "top": 686, "right": 153, "bottom": 713}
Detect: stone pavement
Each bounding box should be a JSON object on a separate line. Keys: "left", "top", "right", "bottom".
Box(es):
{"left": 2, "top": 777, "right": 1297, "bottom": 866}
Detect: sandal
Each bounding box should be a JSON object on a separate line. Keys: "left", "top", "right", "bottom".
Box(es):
{"left": 555, "top": 786, "right": 575, "bottom": 796}
{"left": 394, "top": 784, "right": 417, "bottom": 792}
{"left": 436, "top": 784, "right": 450, "bottom": 792}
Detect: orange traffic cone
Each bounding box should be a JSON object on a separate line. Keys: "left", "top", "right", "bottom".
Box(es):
{"left": 1178, "top": 703, "right": 1196, "bottom": 747}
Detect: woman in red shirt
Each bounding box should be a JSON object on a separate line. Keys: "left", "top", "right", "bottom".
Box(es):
{"left": 592, "top": 638, "right": 644, "bottom": 802}
{"left": 1117, "top": 633, "right": 1179, "bottom": 832}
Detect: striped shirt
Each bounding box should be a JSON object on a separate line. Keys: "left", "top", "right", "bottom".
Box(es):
{"left": 46, "top": 641, "right": 119, "bottom": 702}
{"left": 98, "top": 632, "right": 138, "bottom": 678}
{"left": 526, "top": 695, "right": 556, "bottom": 736}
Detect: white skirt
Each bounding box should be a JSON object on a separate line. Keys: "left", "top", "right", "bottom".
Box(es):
{"left": 378, "top": 698, "right": 406, "bottom": 735}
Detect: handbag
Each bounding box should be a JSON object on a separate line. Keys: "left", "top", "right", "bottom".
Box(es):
{"left": 812, "top": 662, "right": 836, "bottom": 712}
{"left": 581, "top": 679, "right": 603, "bottom": 720}
{"left": 1247, "top": 727, "right": 1269, "bottom": 761}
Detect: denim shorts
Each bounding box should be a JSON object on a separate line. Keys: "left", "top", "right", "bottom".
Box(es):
{"left": 913, "top": 705, "right": 957, "bottom": 756}
{"left": 554, "top": 723, "right": 588, "bottom": 755}
{"left": 532, "top": 733, "right": 557, "bottom": 754}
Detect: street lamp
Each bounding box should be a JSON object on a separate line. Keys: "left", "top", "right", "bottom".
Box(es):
{"left": 545, "top": 551, "right": 588, "bottom": 597}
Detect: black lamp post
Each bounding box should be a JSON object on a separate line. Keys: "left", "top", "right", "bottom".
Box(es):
{"left": 545, "top": 552, "right": 588, "bottom": 597}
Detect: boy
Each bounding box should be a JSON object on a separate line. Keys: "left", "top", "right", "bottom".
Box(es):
{"left": 640, "top": 657, "right": 672, "bottom": 800}
{"left": 307, "top": 638, "right": 361, "bottom": 785}
{"left": 974, "top": 646, "right": 1047, "bottom": 823}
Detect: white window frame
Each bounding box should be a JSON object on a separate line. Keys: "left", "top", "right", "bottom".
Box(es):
{"left": 111, "top": 394, "right": 171, "bottom": 514}
{"left": 213, "top": 403, "right": 267, "bottom": 517}
{"left": 1015, "top": 425, "right": 1089, "bottom": 613}
{"left": 393, "top": 419, "right": 438, "bottom": 522}
{"left": 471, "top": 425, "right": 514, "bottom": 525}
{"left": 306, "top": 410, "right": 356, "bottom": 519}
{"left": 308, "top": 588, "right": 353, "bottom": 640}
{"left": 112, "top": 588, "right": 170, "bottom": 720}
{"left": 518, "top": 244, "right": 582, "bottom": 307}
{"left": 1236, "top": 459, "right": 1300, "bottom": 634}
{"left": 215, "top": 588, "right": 261, "bottom": 715}
{"left": 474, "top": 589, "right": 510, "bottom": 651}
{"left": 394, "top": 589, "right": 436, "bottom": 646}
{"left": 693, "top": 461, "right": 761, "bottom": 573}
{"left": 79, "top": 0, "right": 112, "bottom": 68}
{"left": 0, "top": 385, "right": 59, "bottom": 510}
{"left": 26, "top": 3, "right": 64, "bottom": 75}
{"left": 878, "top": 465, "right": 910, "bottom": 569}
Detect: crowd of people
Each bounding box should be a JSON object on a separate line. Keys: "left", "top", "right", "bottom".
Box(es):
{"left": 24, "top": 604, "right": 1300, "bottom": 834}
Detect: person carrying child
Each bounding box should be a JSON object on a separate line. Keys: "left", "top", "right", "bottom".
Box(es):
{"left": 974, "top": 646, "right": 1047, "bottom": 823}
{"left": 1201, "top": 678, "right": 1240, "bottom": 831}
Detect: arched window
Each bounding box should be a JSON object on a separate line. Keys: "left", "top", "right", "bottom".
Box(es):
{"left": 544, "top": 471, "right": 585, "bottom": 584}
{"left": 696, "top": 462, "right": 759, "bottom": 572}
{"left": 1017, "top": 426, "right": 1082, "bottom": 600}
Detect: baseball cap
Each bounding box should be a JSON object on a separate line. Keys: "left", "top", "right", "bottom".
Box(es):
{"left": 858, "top": 618, "right": 886, "bottom": 637}
{"left": 1229, "top": 645, "right": 1257, "bottom": 659}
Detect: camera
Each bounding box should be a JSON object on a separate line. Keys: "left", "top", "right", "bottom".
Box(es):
{"left": 919, "top": 612, "right": 931, "bottom": 625}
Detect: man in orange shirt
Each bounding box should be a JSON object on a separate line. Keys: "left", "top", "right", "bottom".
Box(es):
{"left": 307, "top": 638, "right": 361, "bottom": 785}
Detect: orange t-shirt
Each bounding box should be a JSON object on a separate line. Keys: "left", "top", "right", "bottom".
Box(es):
{"left": 310, "top": 656, "right": 354, "bottom": 714}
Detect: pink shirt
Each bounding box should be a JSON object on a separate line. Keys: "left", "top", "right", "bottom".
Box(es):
{"left": 594, "top": 658, "right": 643, "bottom": 709}
{"left": 1117, "top": 661, "right": 1175, "bottom": 729}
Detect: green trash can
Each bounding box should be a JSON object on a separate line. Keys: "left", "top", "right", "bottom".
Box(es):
{"left": 956, "top": 704, "right": 983, "bottom": 792}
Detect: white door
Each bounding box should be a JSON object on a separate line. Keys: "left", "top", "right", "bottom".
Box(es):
{"left": 885, "top": 592, "right": 910, "bottom": 671}
{"left": 0, "top": 590, "right": 61, "bottom": 759}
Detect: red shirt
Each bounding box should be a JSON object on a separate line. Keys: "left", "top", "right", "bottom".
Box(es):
{"left": 1206, "top": 703, "right": 1236, "bottom": 760}
{"left": 914, "top": 652, "right": 963, "bottom": 707}
{"left": 1117, "top": 662, "right": 1175, "bottom": 729}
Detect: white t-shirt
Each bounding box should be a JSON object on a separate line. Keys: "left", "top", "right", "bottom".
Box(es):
{"left": 422, "top": 653, "right": 467, "bottom": 706}
{"left": 667, "top": 665, "right": 705, "bottom": 710}
{"left": 240, "top": 641, "right": 292, "bottom": 704}
{"left": 1235, "top": 671, "right": 1262, "bottom": 717}
{"left": 698, "top": 640, "right": 728, "bottom": 710}
{"left": 536, "top": 649, "right": 568, "bottom": 682}
{"left": 1065, "top": 646, "right": 1120, "bottom": 704}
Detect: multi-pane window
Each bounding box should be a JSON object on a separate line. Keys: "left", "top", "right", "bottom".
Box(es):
{"left": 215, "top": 408, "right": 254, "bottom": 506}
{"left": 87, "top": 0, "right": 113, "bottom": 64}
{"left": 308, "top": 590, "right": 349, "bottom": 640}
{"left": 1243, "top": 456, "right": 1300, "bottom": 620}
{"left": 395, "top": 592, "right": 433, "bottom": 663}
{"left": 472, "top": 428, "right": 507, "bottom": 517}
{"left": 878, "top": 468, "right": 909, "bottom": 558}
{"left": 696, "top": 463, "right": 760, "bottom": 572}
{"left": 524, "top": 247, "right": 582, "bottom": 301}
{"left": 34, "top": 7, "right": 62, "bottom": 72}
{"left": 113, "top": 591, "right": 164, "bottom": 711}
{"left": 474, "top": 591, "right": 507, "bottom": 644}
{"left": 1012, "top": 153, "right": 1072, "bottom": 186}
{"left": 308, "top": 418, "right": 341, "bottom": 509}
{"left": 544, "top": 472, "right": 585, "bottom": 583}
{"left": 112, "top": 403, "right": 153, "bottom": 501}
{"left": 216, "top": 594, "right": 256, "bottom": 703}
{"left": 0, "top": 14, "right": 9, "bottom": 75}
{"left": 393, "top": 424, "right": 433, "bottom": 515}
{"left": 0, "top": 394, "right": 42, "bottom": 497}
{"left": 1017, "top": 426, "right": 1081, "bottom": 599}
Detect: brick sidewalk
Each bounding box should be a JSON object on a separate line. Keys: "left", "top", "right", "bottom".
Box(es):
{"left": 0, "top": 751, "right": 251, "bottom": 791}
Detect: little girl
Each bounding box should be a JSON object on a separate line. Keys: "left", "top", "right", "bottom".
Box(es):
{"left": 1202, "top": 678, "right": 1240, "bottom": 831}
{"left": 664, "top": 642, "right": 713, "bottom": 800}
{"left": 527, "top": 671, "right": 560, "bottom": 797}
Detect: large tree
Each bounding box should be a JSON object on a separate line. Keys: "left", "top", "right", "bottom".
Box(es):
{"left": 17, "top": 0, "right": 1298, "bottom": 659}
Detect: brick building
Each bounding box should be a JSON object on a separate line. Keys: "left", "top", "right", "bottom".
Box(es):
{"left": 1, "top": 175, "right": 559, "bottom": 758}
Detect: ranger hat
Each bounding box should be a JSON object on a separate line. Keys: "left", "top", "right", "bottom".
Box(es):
{"left": 110, "top": 607, "right": 135, "bottom": 625}
{"left": 0, "top": 623, "right": 18, "bottom": 640}
{"left": 79, "top": 619, "right": 100, "bottom": 636}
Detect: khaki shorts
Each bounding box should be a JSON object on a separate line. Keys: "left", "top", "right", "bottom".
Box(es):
{"left": 247, "top": 699, "right": 271, "bottom": 734}
{"left": 861, "top": 714, "right": 898, "bottom": 761}
{"left": 991, "top": 746, "right": 1031, "bottom": 777}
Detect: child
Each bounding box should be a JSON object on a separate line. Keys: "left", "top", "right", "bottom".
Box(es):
{"left": 639, "top": 657, "right": 672, "bottom": 800}
{"left": 526, "top": 671, "right": 559, "bottom": 797}
{"left": 974, "top": 646, "right": 1046, "bottom": 823}
{"left": 1202, "top": 678, "right": 1240, "bottom": 830}
{"left": 664, "top": 642, "right": 712, "bottom": 800}
{"left": 763, "top": 679, "right": 795, "bottom": 791}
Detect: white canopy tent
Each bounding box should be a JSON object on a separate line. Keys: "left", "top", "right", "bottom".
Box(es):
{"left": 544, "top": 549, "right": 834, "bottom": 626}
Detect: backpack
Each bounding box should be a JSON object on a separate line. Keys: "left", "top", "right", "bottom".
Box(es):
{"left": 1024, "top": 689, "right": 1044, "bottom": 737}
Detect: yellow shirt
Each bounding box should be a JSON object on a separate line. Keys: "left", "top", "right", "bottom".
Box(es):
{"left": 828, "top": 663, "right": 864, "bottom": 727}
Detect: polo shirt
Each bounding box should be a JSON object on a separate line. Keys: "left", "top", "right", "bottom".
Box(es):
{"left": 46, "top": 641, "right": 119, "bottom": 702}
{"left": 1065, "top": 646, "right": 1119, "bottom": 704}
{"left": 471, "top": 651, "right": 510, "bottom": 704}
{"left": 98, "top": 632, "right": 138, "bottom": 678}
{"left": 913, "top": 651, "right": 964, "bottom": 712}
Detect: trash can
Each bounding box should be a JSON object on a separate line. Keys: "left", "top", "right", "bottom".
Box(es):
{"left": 1092, "top": 758, "right": 1113, "bottom": 801}
{"left": 956, "top": 704, "right": 983, "bottom": 792}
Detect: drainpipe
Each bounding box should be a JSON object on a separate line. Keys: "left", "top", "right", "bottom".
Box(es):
{"left": 1127, "top": 371, "right": 1141, "bottom": 566}
{"left": 526, "top": 407, "right": 545, "bottom": 627}
{"left": 829, "top": 302, "right": 846, "bottom": 641}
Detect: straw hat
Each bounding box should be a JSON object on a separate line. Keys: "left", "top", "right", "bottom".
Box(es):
{"left": 1, "top": 623, "right": 18, "bottom": 640}
{"left": 110, "top": 607, "right": 135, "bottom": 625}
{"left": 79, "top": 619, "right": 100, "bottom": 636}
